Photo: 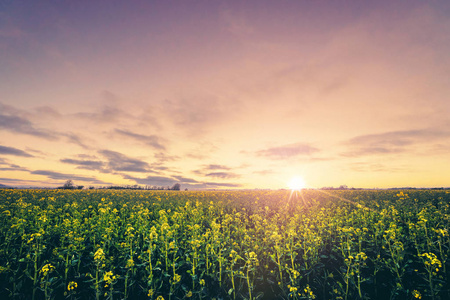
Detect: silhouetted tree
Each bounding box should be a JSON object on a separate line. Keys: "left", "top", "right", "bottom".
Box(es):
{"left": 170, "top": 183, "right": 181, "bottom": 191}
{"left": 63, "top": 180, "right": 75, "bottom": 189}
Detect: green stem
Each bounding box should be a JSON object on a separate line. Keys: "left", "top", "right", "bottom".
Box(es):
{"left": 247, "top": 267, "right": 252, "bottom": 300}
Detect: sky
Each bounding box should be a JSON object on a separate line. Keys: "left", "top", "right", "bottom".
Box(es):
{"left": 1, "top": 0, "right": 450, "bottom": 189}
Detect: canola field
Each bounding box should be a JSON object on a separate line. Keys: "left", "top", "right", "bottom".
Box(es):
{"left": 0, "top": 188, "right": 449, "bottom": 300}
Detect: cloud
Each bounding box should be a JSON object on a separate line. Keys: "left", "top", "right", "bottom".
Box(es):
{"left": 0, "top": 113, "right": 58, "bottom": 140}
{"left": 34, "top": 106, "right": 62, "bottom": 118}
{"left": 0, "top": 177, "right": 42, "bottom": 185}
{"left": 60, "top": 158, "right": 105, "bottom": 171}
{"left": 73, "top": 106, "right": 124, "bottom": 122}
{"left": 193, "top": 164, "right": 238, "bottom": 178}
{"left": 99, "top": 150, "right": 152, "bottom": 173}
{"left": 205, "top": 172, "right": 240, "bottom": 179}
{"left": 0, "top": 106, "right": 89, "bottom": 149}
{"left": 154, "top": 152, "right": 179, "bottom": 163}
{"left": 0, "top": 166, "right": 28, "bottom": 171}
{"left": 0, "top": 145, "right": 34, "bottom": 157}
{"left": 172, "top": 175, "right": 200, "bottom": 183}
{"left": 161, "top": 95, "right": 241, "bottom": 136}
{"left": 30, "top": 170, "right": 106, "bottom": 183}
{"left": 343, "top": 129, "right": 450, "bottom": 156}
{"left": 204, "top": 164, "right": 231, "bottom": 170}
{"left": 123, "top": 174, "right": 177, "bottom": 186}
{"left": 114, "top": 129, "right": 166, "bottom": 150}
{"left": 0, "top": 158, "right": 29, "bottom": 172}
{"left": 62, "top": 133, "right": 90, "bottom": 149}
{"left": 256, "top": 143, "right": 319, "bottom": 159}
{"left": 61, "top": 150, "right": 156, "bottom": 174}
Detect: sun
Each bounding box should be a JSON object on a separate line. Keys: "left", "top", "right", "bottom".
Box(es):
{"left": 288, "top": 176, "right": 307, "bottom": 190}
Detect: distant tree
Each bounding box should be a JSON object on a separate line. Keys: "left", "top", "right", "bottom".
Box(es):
{"left": 77, "top": 186, "right": 84, "bottom": 190}
{"left": 170, "top": 183, "right": 181, "bottom": 191}
{"left": 63, "top": 180, "right": 75, "bottom": 189}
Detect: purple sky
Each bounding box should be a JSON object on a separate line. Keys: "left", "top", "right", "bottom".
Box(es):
{"left": 1, "top": 0, "right": 450, "bottom": 189}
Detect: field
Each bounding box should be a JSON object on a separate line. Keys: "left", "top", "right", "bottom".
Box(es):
{"left": 0, "top": 188, "right": 449, "bottom": 300}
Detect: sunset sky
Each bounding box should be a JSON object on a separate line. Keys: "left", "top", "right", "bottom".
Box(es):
{"left": 1, "top": 0, "right": 450, "bottom": 189}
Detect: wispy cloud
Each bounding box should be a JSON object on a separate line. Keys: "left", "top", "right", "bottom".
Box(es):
{"left": 343, "top": 129, "right": 450, "bottom": 157}
{"left": 99, "top": 150, "right": 152, "bottom": 173}
{"left": 255, "top": 143, "right": 319, "bottom": 159}
{"left": 0, "top": 145, "right": 34, "bottom": 157}
{"left": 61, "top": 150, "right": 156, "bottom": 174}
{"left": 0, "top": 158, "right": 29, "bottom": 172}
{"left": 123, "top": 174, "right": 178, "bottom": 187}
{"left": 62, "top": 132, "right": 90, "bottom": 149}
{"left": 73, "top": 105, "right": 128, "bottom": 123}
{"left": 114, "top": 129, "right": 166, "bottom": 150}
{"left": 161, "top": 95, "right": 241, "bottom": 136}
{"left": 205, "top": 172, "right": 240, "bottom": 179}
{"left": 0, "top": 113, "right": 58, "bottom": 140}
{"left": 193, "top": 164, "right": 239, "bottom": 179}
{"left": 60, "top": 158, "right": 105, "bottom": 171}
{"left": 204, "top": 164, "right": 231, "bottom": 170}
{"left": 30, "top": 170, "right": 106, "bottom": 183}
{"left": 34, "top": 106, "right": 62, "bottom": 118}
{"left": 172, "top": 175, "right": 200, "bottom": 183}
{"left": 0, "top": 103, "right": 88, "bottom": 149}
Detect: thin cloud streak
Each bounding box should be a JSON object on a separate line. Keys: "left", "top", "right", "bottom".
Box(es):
{"left": 0, "top": 113, "right": 58, "bottom": 140}
{"left": 205, "top": 172, "right": 240, "bottom": 179}
{"left": 256, "top": 143, "right": 319, "bottom": 160}
{"left": 61, "top": 151, "right": 158, "bottom": 174}
{"left": 343, "top": 129, "right": 450, "bottom": 157}
{"left": 114, "top": 129, "right": 166, "bottom": 150}
{"left": 0, "top": 145, "right": 34, "bottom": 157}
{"left": 60, "top": 158, "right": 105, "bottom": 171}
{"left": 30, "top": 170, "right": 106, "bottom": 183}
{"left": 99, "top": 150, "right": 152, "bottom": 173}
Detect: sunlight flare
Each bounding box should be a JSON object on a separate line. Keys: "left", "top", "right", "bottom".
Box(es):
{"left": 287, "top": 176, "right": 306, "bottom": 191}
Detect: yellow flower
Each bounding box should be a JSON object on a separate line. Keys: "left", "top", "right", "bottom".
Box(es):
{"left": 40, "top": 264, "right": 54, "bottom": 276}
{"left": 147, "top": 289, "right": 154, "bottom": 297}
{"left": 156, "top": 296, "right": 165, "bottom": 300}
{"left": 173, "top": 273, "right": 181, "bottom": 283}
{"left": 67, "top": 281, "right": 77, "bottom": 291}
{"left": 126, "top": 258, "right": 135, "bottom": 268}
{"left": 200, "top": 279, "right": 205, "bottom": 286}
{"left": 103, "top": 271, "right": 113, "bottom": 282}
{"left": 94, "top": 248, "right": 105, "bottom": 262}
{"left": 412, "top": 290, "right": 422, "bottom": 299}
{"left": 186, "top": 290, "right": 193, "bottom": 297}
